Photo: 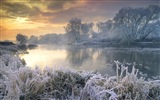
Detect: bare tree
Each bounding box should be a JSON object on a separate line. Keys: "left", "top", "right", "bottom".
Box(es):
{"left": 113, "top": 5, "right": 160, "bottom": 41}
{"left": 64, "top": 18, "right": 81, "bottom": 43}
{"left": 97, "top": 20, "right": 113, "bottom": 33}
{"left": 64, "top": 18, "right": 93, "bottom": 43}
{"left": 81, "top": 22, "right": 94, "bottom": 41}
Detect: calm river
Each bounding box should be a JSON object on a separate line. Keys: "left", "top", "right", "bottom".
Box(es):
{"left": 20, "top": 45, "right": 160, "bottom": 79}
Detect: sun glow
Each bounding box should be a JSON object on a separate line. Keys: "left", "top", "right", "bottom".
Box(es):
{"left": 16, "top": 17, "right": 28, "bottom": 23}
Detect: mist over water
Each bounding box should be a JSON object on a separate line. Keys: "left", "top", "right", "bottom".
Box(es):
{"left": 20, "top": 45, "right": 160, "bottom": 79}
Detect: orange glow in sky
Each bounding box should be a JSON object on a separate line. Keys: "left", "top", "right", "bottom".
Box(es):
{"left": 0, "top": 0, "right": 158, "bottom": 41}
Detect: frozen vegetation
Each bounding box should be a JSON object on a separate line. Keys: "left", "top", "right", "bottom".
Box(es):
{"left": 0, "top": 45, "right": 18, "bottom": 55}
{"left": 0, "top": 47, "right": 160, "bottom": 100}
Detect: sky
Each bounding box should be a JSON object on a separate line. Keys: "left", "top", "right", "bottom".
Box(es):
{"left": 0, "top": 0, "right": 159, "bottom": 41}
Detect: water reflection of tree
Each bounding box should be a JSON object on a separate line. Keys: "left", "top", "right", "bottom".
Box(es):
{"left": 98, "top": 49, "right": 160, "bottom": 77}
{"left": 66, "top": 48, "right": 87, "bottom": 66}
{"left": 66, "top": 47, "right": 96, "bottom": 67}
{"left": 66, "top": 47, "right": 160, "bottom": 77}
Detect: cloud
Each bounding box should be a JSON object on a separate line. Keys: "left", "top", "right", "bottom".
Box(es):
{"left": 47, "top": 0, "right": 84, "bottom": 11}
{"left": 1, "top": 2, "right": 30, "bottom": 17}
{"left": 47, "top": 1, "right": 70, "bottom": 11}
{"left": 1, "top": 0, "right": 159, "bottom": 21}
{"left": 1, "top": 1, "right": 41, "bottom": 19}
{"left": 0, "top": 0, "right": 85, "bottom": 23}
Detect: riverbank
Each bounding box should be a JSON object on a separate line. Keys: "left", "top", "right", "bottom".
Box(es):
{"left": 0, "top": 45, "right": 160, "bottom": 99}
{"left": 0, "top": 41, "right": 38, "bottom": 55}
{"left": 79, "top": 40, "right": 160, "bottom": 48}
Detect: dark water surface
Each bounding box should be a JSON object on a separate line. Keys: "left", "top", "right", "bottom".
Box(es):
{"left": 20, "top": 45, "right": 160, "bottom": 78}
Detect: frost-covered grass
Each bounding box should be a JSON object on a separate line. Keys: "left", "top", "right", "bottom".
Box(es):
{"left": 0, "top": 47, "right": 160, "bottom": 100}
{"left": 0, "top": 54, "right": 25, "bottom": 70}
{"left": 80, "top": 61, "right": 160, "bottom": 100}
{"left": 0, "top": 66, "right": 94, "bottom": 100}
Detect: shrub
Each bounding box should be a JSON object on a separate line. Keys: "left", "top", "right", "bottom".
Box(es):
{"left": 80, "top": 61, "right": 160, "bottom": 100}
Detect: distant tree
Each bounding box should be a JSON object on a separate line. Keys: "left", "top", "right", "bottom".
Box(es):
{"left": 81, "top": 22, "right": 94, "bottom": 40}
{"left": 39, "top": 34, "right": 60, "bottom": 44}
{"left": 97, "top": 20, "right": 113, "bottom": 33}
{"left": 64, "top": 18, "right": 94, "bottom": 43}
{"left": 29, "top": 35, "right": 38, "bottom": 44}
{"left": 64, "top": 18, "right": 82, "bottom": 43}
{"left": 113, "top": 5, "right": 160, "bottom": 41}
{"left": 16, "top": 33, "right": 28, "bottom": 44}
{"left": 96, "top": 20, "right": 114, "bottom": 39}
